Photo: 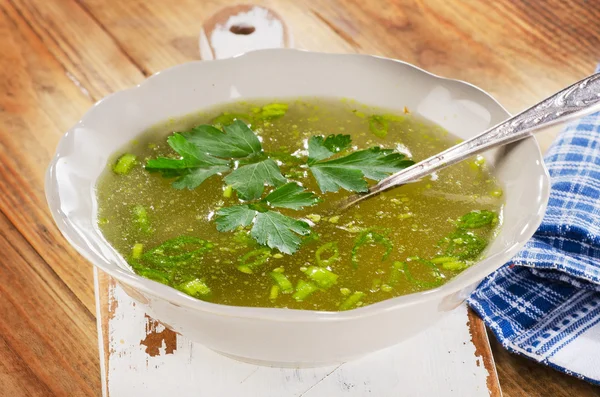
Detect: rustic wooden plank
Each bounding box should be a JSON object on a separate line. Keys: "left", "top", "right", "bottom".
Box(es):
{"left": 0, "top": 0, "right": 99, "bottom": 312}
{"left": 9, "top": 0, "right": 145, "bottom": 99}
{"left": 0, "top": 210, "right": 100, "bottom": 396}
{"left": 99, "top": 278, "right": 498, "bottom": 397}
{"left": 77, "top": 0, "right": 353, "bottom": 71}
{"left": 468, "top": 308, "right": 502, "bottom": 396}
{"left": 489, "top": 336, "right": 600, "bottom": 397}
{"left": 297, "top": 0, "right": 599, "bottom": 113}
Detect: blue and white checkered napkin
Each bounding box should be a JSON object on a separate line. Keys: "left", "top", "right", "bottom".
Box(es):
{"left": 468, "top": 68, "right": 600, "bottom": 384}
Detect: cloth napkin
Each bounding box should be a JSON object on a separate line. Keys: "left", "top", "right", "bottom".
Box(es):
{"left": 468, "top": 67, "right": 600, "bottom": 384}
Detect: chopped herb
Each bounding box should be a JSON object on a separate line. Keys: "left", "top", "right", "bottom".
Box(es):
{"left": 237, "top": 248, "right": 271, "bottom": 274}
{"left": 339, "top": 291, "right": 364, "bottom": 310}
{"left": 303, "top": 266, "right": 339, "bottom": 289}
{"left": 269, "top": 285, "right": 280, "bottom": 300}
{"left": 351, "top": 229, "right": 393, "bottom": 268}
{"left": 253, "top": 103, "right": 288, "bottom": 120}
{"left": 441, "top": 261, "right": 469, "bottom": 271}
{"left": 211, "top": 112, "right": 251, "bottom": 128}
{"left": 133, "top": 205, "right": 153, "bottom": 234}
{"left": 315, "top": 242, "right": 340, "bottom": 266}
{"left": 135, "top": 268, "right": 170, "bottom": 284}
{"left": 457, "top": 210, "right": 498, "bottom": 229}
{"left": 269, "top": 271, "right": 294, "bottom": 293}
{"left": 132, "top": 243, "right": 144, "bottom": 259}
{"left": 141, "top": 236, "right": 212, "bottom": 266}
{"left": 403, "top": 257, "right": 444, "bottom": 288}
{"left": 368, "top": 115, "right": 389, "bottom": 138}
{"left": 439, "top": 231, "right": 487, "bottom": 260}
{"left": 223, "top": 185, "right": 233, "bottom": 198}
{"left": 113, "top": 153, "right": 137, "bottom": 175}
{"left": 176, "top": 278, "right": 211, "bottom": 299}
{"left": 292, "top": 280, "right": 319, "bottom": 301}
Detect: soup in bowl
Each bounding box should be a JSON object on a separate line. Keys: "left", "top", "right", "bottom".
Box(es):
{"left": 46, "top": 50, "right": 549, "bottom": 366}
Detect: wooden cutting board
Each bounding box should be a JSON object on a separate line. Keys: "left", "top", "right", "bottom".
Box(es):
{"left": 95, "top": 5, "right": 501, "bottom": 396}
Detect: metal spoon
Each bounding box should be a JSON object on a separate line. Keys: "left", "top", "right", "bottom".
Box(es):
{"left": 340, "top": 72, "right": 600, "bottom": 210}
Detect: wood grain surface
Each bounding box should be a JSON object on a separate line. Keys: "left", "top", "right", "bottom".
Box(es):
{"left": 1, "top": 0, "right": 600, "bottom": 396}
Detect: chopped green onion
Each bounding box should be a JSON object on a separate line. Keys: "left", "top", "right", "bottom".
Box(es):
{"left": 442, "top": 261, "right": 469, "bottom": 271}
{"left": 456, "top": 210, "right": 497, "bottom": 229}
{"left": 306, "top": 214, "right": 321, "bottom": 223}
{"left": 269, "top": 285, "right": 280, "bottom": 300}
{"left": 269, "top": 271, "right": 294, "bottom": 293}
{"left": 381, "top": 284, "right": 393, "bottom": 292}
{"left": 315, "top": 242, "right": 340, "bottom": 266}
{"left": 339, "top": 291, "right": 364, "bottom": 311}
{"left": 490, "top": 188, "right": 503, "bottom": 198}
{"left": 303, "top": 266, "right": 338, "bottom": 289}
{"left": 292, "top": 280, "right": 318, "bottom": 301}
{"left": 439, "top": 231, "right": 487, "bottom": 260}
{"left": 368, "top": 115, "right": 389, "bottom": 138}
{"left": 403, "top": 257, "right": 444, "bottom": 288}
{"left": 132, "top": 243, "right": 143, "bottom": 259}
{"left": 223, "top": 185, "right": 233, "bottom": 198}
{"left": 135, "top": 268, "right": 170, "bottom": 285}
{"left": 133, "top": 205, "right": 153, "bottom": 234}
{"left": 340, "top": 287, "right": 351, "bottom": 296}
{"left": 351, "top": 229, "right": 393, "bottom": 268}
{"left": 430, "top": 256, "right": 459, "bottom": 264}
{"left": 328, "top": 216, "right": 340, "bottom": 224}
{"left": 113, "top": 153, "right": 137, "bottom": 175}
{"left": 237, "top": 248, "right": 271, "bottom": 274}
{"left": 176, "top": 278, "right": 211, "bottom": 298}
{"left": 254, "top": 103, "right": 288, "bottom": 120}
{"left": 388, "top": 261, "right": 405, "bottom": 285}
{"left": 142, "top": 236, "right": 211, "bottom": 266}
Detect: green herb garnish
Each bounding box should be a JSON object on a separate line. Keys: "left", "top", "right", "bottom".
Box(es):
{"left": 308, "top": 135, "right": 414, "bottom": 193}
{"left": 147, "top": 120, "right": 413, "bottom": 255}
{"left": 224, "top": 159, "right": 286, "bottom": 200}
{"left": 215, "top": 183, "right": 320, "bottom": 254}
{"left": 457, "top": 210, "right": 498, "bottom": 229}
{"left": 145, "top": 133, "right": 230, "bottom": 189}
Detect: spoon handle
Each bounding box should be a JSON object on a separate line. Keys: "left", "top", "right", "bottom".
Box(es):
{"left": 367, "top": 72, "right": 600, "bottom": 198}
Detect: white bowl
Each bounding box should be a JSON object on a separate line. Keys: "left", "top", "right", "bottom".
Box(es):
{"left": 46, "top": 49, "right": 550, "bottom": 367}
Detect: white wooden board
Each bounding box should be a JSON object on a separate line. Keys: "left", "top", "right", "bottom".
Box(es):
{"left": 95, "top": 270, "right": 500, "bottom": 397}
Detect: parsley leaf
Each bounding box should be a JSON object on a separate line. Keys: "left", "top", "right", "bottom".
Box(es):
{"left": 145, "top": 133, "right": 230, "bottom": 189}
{"left": 224, "top": 159, "right": 286, "bottom": 200}
{"left": 308, "top": 140, "right": 414, "bottom": 193}
{"left": 263, "top": 182, "right": 321, "bottom": 210}
{"left": 215, "top": 183, "right": 319, "bottom": 253}
{"left": 251, "top": 211, "right": 310, "bottom": 255}
{"left": 183, "top": 119, "right": 262, "bottom": 158}
{"left": 215, "top": 205, "right": 257, "bottom": 232}
{"left": 307, "top": 134, "right": 352, "bottom": 164}
{"left": 171, "top": 166, "right": 230, "bottom": 190}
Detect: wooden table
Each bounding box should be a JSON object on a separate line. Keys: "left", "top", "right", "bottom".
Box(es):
{"left": 1, "top": 0, "right": 600, "bottom": 395}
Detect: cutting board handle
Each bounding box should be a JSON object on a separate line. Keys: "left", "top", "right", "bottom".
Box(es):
{"left": 199, "top": 5, "right": 293, "bottom": 60}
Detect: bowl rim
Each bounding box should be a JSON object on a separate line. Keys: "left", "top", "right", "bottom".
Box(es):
{"left": 45, "top": 48, "right": 551, "bottom": 322}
